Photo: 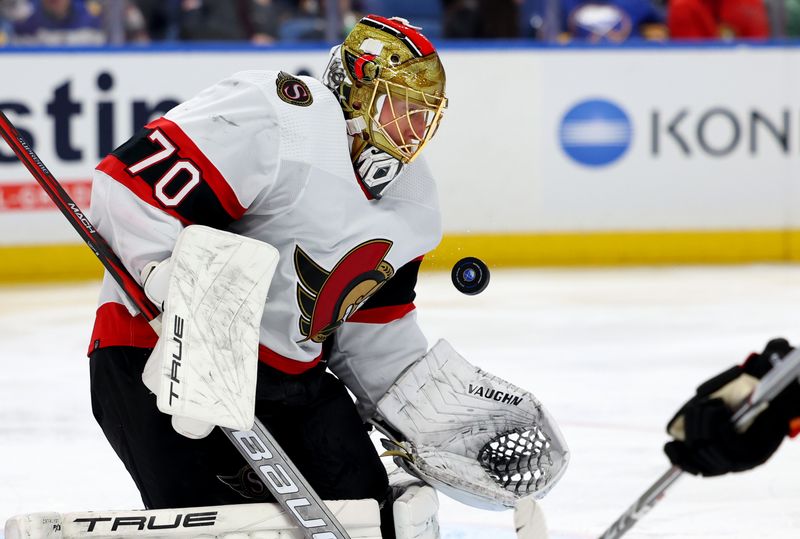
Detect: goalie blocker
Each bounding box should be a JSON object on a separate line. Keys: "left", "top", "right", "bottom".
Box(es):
{"left": 140, "top": 225, "right": 280, "bottom": 439}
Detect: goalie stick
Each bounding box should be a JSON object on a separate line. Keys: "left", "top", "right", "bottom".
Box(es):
{"left": 0, "top": 110, "right": 352, "bottom": 539}
{"left": 598, "top": 346, "right": 800, "bottom": 539}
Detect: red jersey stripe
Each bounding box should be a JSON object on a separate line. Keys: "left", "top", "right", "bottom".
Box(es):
{"left": 258, "top": 345, "right": 321, "bottom": 374}
{"left": 88, "top": 302, "right": 158, "bottom": 356}
{"left": 90, "top": 302, "right": 322, "bottom": 377}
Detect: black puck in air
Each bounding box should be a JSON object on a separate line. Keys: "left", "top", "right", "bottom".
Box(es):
{"left": 451, "top": 257, "right": 490, "bottom": 295}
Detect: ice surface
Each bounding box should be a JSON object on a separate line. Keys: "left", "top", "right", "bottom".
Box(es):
{"left": 1, "top": 266, "right": 799, "bottom": 539}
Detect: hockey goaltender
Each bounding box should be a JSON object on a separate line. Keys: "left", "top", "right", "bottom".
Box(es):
{"left": 5, "top": 14, "right": 568, "bottom": 539}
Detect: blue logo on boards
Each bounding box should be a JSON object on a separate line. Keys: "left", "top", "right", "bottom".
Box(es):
{"left": 559, "top": 99, "right": 632, "bottom": 167}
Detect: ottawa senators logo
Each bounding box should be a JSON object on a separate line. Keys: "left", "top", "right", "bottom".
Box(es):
{"left": 217, "top": 466, "right": 270, "bottom": 500}
{"left": 276, "top": 71, "right": 313, "bottom": 107}
{"left": 295, "top": 240, "right": 394, "bottom": 343}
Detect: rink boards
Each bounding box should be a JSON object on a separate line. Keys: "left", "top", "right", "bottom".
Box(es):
{"left": 2, "top": 43, "right": 800, "bottom": 281}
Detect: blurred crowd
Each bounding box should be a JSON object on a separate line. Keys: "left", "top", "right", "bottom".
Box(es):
{"left": 0, "top": 0, "right": 795, "bottom": 46}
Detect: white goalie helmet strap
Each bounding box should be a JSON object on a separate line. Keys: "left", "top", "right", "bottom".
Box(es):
{"left": 353, "top": 142, "right": 404, "bottom": 199}
{"left": 322, "top": 45, "right": 347, "bottom": 104}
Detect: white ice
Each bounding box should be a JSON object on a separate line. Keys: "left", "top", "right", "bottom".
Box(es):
{"left": 1, "top": 266, "right": 799, "bottom": 539}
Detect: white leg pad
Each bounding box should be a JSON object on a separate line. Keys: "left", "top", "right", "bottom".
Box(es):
{"left": 5, "top": 500, "right": 381, "bottom": 539}
{"left": 514, "top": 496, "right": 548, "bottom": 539}
{"left": 390, "top": 470, "right": 440, "bottom": 539}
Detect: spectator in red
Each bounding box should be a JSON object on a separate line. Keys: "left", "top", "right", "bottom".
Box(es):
{"left": 668, "top": 0, "right": 770, "bottom": 39}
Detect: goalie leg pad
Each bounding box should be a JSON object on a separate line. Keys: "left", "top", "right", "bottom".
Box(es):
{"left": 5, "top": 501, "right": 382, "bottom": 539}
{"left": 514, "top": 496, "right": 549, "bottom": 539}
{"left": 141, "top": 225, "right": 279, "bottom": 434}
{"left": 389, "top": 470, "right": 440, "bottom": 539}
{"left": 6, "top": 512, "right": 63, "bottom": 539}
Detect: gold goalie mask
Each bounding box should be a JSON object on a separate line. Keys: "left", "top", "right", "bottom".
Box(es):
{"left": 323, "top": 15, "right": 448, "bottom": 198}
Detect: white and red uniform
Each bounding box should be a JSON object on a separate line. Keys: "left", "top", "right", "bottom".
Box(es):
{"left": 88, "top": 70, "right": 441, "bottom": 415}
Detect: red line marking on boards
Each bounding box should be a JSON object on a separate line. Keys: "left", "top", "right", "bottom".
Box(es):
{"left": 0, "top": 179, "right": 92, "bottom": 211}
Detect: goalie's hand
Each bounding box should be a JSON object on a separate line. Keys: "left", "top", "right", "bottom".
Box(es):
{"left": 664, "top": 338, "right": 800, "bottom": 477}
{"left": 141, "top": 258, "right": 171, "bottom": 312}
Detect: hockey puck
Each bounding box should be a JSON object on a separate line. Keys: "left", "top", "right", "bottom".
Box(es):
{"left": 451, "top": 257, "right": 490, "bottom": 295}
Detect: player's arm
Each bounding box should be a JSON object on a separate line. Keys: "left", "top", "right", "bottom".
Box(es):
{"left": 327, "top": 260, "right": 569, "bottom": 514}
{"left": 326, "top": 257, "right": 428, "bottom": 418}
{"left": 665, "top": 338, "right": 800, "bottom": 476}
{"left": 91, "top": 75, "right": 283, "bottom": 438}
{"left": 90, "top": 73, "right": 279, "bottom": 298}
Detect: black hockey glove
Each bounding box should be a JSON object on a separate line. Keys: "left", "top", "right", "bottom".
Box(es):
{"left": 664, "top": 338, "right": 800, "bottom": 477}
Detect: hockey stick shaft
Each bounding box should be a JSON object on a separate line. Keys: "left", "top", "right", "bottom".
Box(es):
{"left": 224, "top": 421, "right": 352, "bottom": 538}
{"left": 0, "top": 111, "right": 160, "bottom": 321}
{"left": 598, "top": 348, "right": 800, "bottom": 539}
{"left": 596, "top": 466, "right": 682, "bottom": 539}
{"left": 0, "top": 111, "right": 352, "bottom": 539}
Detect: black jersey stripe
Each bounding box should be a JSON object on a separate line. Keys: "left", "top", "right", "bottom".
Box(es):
{"left": 358, "top": 257, "right": 421, "bottom": 310}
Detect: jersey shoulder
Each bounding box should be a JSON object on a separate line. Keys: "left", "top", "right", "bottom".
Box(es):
{"left": 228, "top": 70, "right": 345, "bottom": 130}
{"left": 95, "top": 70, "right": 351, "bottom": 229}
{"left": 230, "top": 70, "right": 340, "bottom": 105}
{"left": 382, "top": 155, "right": 442, "bottom": 255}
{"left": 230, "top": 70, "right": 351, "bottom": 177}
{"left": 97, "top": 72, "right": 286, "bottom": 228}
{"left": 383, "top": 155, "right": 440, "bottom": 211}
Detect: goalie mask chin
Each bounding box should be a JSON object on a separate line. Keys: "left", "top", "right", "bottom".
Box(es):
{"left": 323, "top": 15, "right": 447, "bottom": 198}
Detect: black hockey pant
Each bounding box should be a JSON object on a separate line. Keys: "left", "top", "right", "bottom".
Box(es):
{"left": 89, "top": 346, "right": 391, "bottom": 529}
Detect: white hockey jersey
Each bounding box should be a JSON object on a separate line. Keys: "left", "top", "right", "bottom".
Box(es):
{"left": 88, "top": 70, "right": 442, "bottom": 415}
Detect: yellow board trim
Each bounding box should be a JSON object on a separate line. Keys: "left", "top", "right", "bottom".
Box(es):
{"left": 2, "top": 230, "right": 800, "bottom": 283}
{"left": 1, "top": 244, "right": 103, "bottom": 283}
{"left": 425, "top": 229, "right": 800, "bottom": 269}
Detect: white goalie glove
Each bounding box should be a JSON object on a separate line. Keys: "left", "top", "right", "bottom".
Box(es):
{"left": 375, "top": 340, "right": 569, "bottom": 511}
